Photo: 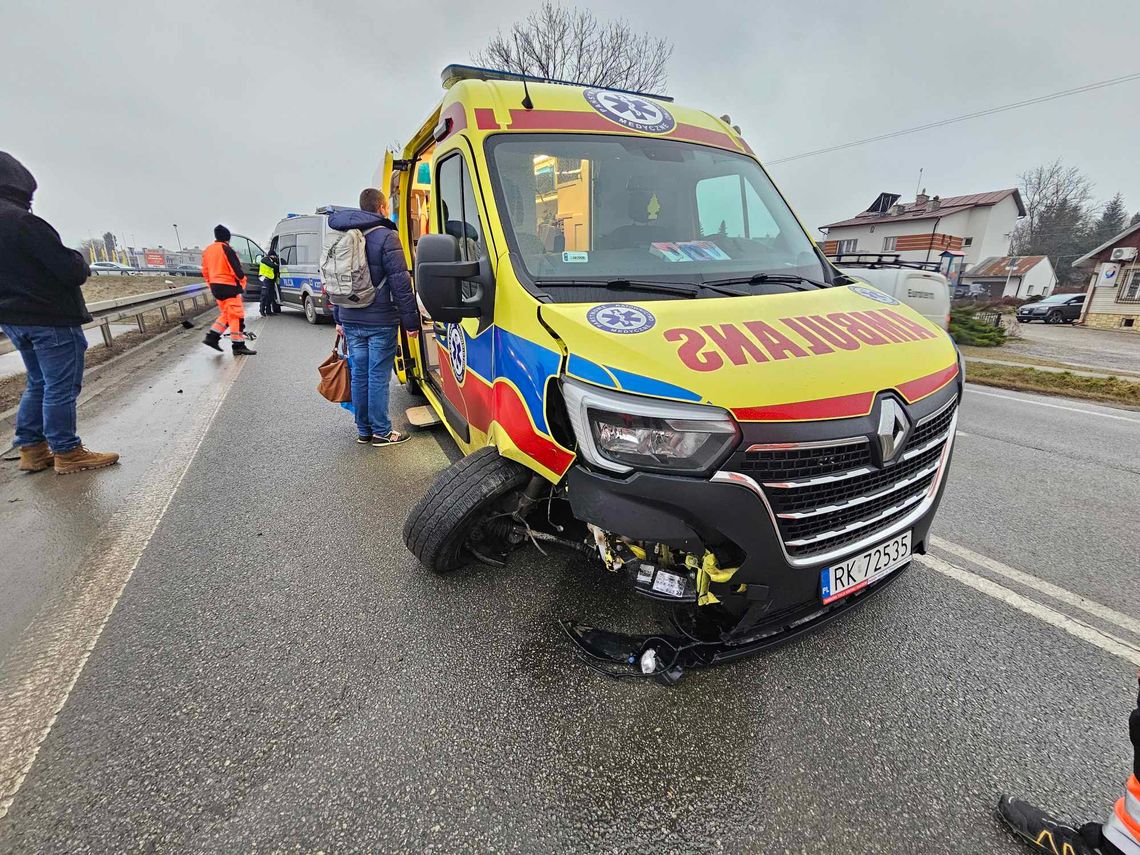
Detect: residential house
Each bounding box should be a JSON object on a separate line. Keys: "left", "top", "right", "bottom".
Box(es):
{"left": 819, "top": 189, "right": 1026, "bottom": 286}
{"left": 959, "top": 255, "right": 1055, "bottom": 300}
{"left": 1072, "top": 222, "right": 1140, "bottom": 331}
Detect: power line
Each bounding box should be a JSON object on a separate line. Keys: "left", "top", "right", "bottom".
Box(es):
{"left": 768, "top": 72, "right": 1140, "bottom": 166}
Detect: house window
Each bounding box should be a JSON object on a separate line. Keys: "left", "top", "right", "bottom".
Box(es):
{"left": 836, "top": 239, "right": 858, "bottom": 254}
{"left": 963, "top": 237, "right": 973, "bottom": 247}
{"left": 882, "top": 236, "right": 897, "bottom": 251}
{"left": 1118, "top": 271, "right": 1140, "bottom": 304}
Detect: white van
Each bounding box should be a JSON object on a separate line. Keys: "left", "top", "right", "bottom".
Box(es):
{"left": 266, "top": 212, "right": 335, "bottom": 324}
{"left": 834, "top": 256, "right": 951, "bottom": 330}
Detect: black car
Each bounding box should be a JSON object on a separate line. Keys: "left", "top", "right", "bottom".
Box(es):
{"left": 171, "top": 264, "right": 200, "bottom": 277}
{"left": 1016, "top": 293, "right": 1085, "bottom": 324}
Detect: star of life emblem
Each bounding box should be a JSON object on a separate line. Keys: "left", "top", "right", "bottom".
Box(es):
{"left": 584, "top": 89, "right": 675, "bottom": 134}
{"left": 447, "top": 324, "right": 467, "bottom": 384}
{"left": 586, "top": 303, "right": 657, "bottom": 335}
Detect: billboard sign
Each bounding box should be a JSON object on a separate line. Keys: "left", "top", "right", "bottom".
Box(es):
{"left": 1096, "top": 262, "right": 1121, "bottom": 288}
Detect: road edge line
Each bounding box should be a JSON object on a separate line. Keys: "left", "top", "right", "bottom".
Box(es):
{"left": 931, "top": 536, "right": 1140, "bottom": 638}
{"left": 0, "top": 353, "right": 247, "bottom": 820}
{"left": 918, "top": 554, "right": 1140, "bottom": 668}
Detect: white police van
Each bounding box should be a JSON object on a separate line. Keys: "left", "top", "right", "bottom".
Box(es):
{"left": 265, "top": 211, "right": 336, "bottom": 324}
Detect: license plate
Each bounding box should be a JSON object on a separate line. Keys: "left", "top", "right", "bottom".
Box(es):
{"left": 820, "top": 531, "right": 911, "bottom": 604}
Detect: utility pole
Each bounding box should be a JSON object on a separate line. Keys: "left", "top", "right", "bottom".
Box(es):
{"left": 1003, "top": 232, "right": 1017, "bottom": 297}
{"left": 173, "top": 224, "right": 183, "bottom": 251}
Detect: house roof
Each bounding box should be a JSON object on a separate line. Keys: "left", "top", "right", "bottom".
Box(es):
{"left": 964, "top": 255, "right": 1050, "bottom": 279}
{"left": 1072, "top": 221, "right": 1140, "bottom": 266}
{"left": 820, "top": 188, "right": 1026, "bottom": 231}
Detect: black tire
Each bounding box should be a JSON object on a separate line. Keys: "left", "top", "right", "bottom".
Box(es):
{"left": 303, "top": 294, "right": 319, "bottom": 325}
{"left": 403, "top": 447, "right": 530, "bottom": 572}
{"left": 1046, "top": 311, "right": 1063, "bottom": 324}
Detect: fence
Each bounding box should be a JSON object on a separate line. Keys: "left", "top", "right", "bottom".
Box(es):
{"left": 973, "top": 311, "right": 1003, "bottom": 328}
{"left": 0, "top": 282, "right": 213, "bottom": 357}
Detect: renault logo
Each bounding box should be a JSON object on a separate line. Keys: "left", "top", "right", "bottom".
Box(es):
{"left": 876, "top": 398, "right": 911, "bottom": 464}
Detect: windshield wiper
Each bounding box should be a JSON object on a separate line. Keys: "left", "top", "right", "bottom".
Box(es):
{"left": 536, "top": 278, "right": 701, "bottom": 298}
{"left": 702, "top": 272, "right": 829, "bottom": 291}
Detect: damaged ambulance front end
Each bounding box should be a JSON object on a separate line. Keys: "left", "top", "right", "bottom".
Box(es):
{"left": 539, "top": 292, "right": 961, "bottom": 682}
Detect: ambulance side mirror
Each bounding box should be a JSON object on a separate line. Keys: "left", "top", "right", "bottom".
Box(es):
{"left": 414, "top": 233, "right": 487, "bottom": 321}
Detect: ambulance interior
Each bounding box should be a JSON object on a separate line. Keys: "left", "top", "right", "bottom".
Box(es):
{"left": 487, "top": 134, "right": 826, "bottom": 299}
{"left": 399, "top": 144, "right": 444, "bottom": 388}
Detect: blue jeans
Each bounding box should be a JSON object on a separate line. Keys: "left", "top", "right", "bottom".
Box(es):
{"left": 1, "top": 324, "right": 87, "bottom": 452}
{"left": 343, "top": 323, "right": 397, "bottom": 438}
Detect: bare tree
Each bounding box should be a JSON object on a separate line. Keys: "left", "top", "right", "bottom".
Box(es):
{"left": 472, "top": 2, "right": 673, "bottom": 93}
{"left": 1013, "top": 158, "right": 1094, "bottom": 252}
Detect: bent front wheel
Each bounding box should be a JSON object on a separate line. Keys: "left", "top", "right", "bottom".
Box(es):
{"left": 403, "top": 448, "right": 530, "bottom": 572}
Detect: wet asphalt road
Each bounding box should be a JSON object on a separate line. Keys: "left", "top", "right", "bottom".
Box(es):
{"left": 0, "top": 312, "right": 1137, "bottom": 853}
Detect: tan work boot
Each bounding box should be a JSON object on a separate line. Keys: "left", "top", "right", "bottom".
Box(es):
{"left": 18, "top": 441, "right": 54, "bottom": 472}
{"left": 54, "top": 445, "right": 120, "bottom": 475}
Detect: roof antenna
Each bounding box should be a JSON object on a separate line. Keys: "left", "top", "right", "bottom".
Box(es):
{"left": 511, "top": 34, "right": 534, "bottom": 110}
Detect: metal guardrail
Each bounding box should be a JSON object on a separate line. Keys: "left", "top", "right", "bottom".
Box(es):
{"left": 91, "top": 267, "right": 202, "bottom": 278}
{"left": 0, "top": 282, "right": 214, "bottom": 357}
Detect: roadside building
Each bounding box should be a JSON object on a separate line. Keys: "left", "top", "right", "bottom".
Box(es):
{"left": 1072, "top": 222, "right": 1140, "bottom": 331}
{"left": 959, "top": 255, "right": 1055, "bottom": 300}
{"left": 819, "top": 189, "right": 1026, "bottom": 289}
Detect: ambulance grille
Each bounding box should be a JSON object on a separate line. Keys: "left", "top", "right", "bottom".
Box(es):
{"left": 748, "top": 401, "right": 956, "bottom": 559}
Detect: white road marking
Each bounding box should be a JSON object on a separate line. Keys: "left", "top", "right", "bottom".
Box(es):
{"left": 965, "top": 386, "right": 1140, "bottom": 424}
{"left": 918, "top": 554, "right": 1140, "bottom": 667}
{"left": 0, "top": 353, "right": 248, "bottom": 820}
{"left": 954, "top": 430, "right": 972, "bottom": 437}
{"left": 932, "top": 536, "right": 1140, "bottom": 638}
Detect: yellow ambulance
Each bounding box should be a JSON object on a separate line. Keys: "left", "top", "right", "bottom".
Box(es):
{"left": 394, "top": 65, "right": 962, "bottom": 680}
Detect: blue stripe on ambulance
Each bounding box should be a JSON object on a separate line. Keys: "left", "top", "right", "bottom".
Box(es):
{"left": 604, "top": 365, "right": 702, "bottom": 403}
{"left": 566, "top": 354, "right": 617, "bottom": 389}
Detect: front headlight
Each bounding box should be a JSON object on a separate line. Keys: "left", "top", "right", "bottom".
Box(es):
{"left": 561, "top": 378, "right": 739, "bottom": 474}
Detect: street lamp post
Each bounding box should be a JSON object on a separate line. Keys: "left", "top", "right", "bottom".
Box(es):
{"left": 173, "top": 224, "right": 183, "bottom": 252}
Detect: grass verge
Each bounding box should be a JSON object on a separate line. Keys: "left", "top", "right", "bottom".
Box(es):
{"left": 82, "top": 275, "right": 197, "bottom": 303}
{"left": 965, "top": 359, "right": 1140, "bottom": 407}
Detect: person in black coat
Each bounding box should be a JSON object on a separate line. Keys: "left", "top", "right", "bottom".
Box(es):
{"left": 258, "top": 248, "right": 281, "bottom": 316}
{"left": 0, "top": 152, "right": 118, "bottom": 474}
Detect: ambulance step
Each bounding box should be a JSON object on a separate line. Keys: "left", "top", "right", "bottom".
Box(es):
{"left": 406, "top": 405, "right": 443, "bottom": 428}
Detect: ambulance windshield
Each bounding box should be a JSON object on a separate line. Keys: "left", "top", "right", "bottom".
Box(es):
{"left": 486, "top": 134, "right": 825, "bottom": 291}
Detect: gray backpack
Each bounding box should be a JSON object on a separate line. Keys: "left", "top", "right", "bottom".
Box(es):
{"left": 322, "top": 227, "right": 381, "bottom": 308}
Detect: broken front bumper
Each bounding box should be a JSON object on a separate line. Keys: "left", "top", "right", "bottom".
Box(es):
{"left": 564, "top": 386, "right": 959, "bottom": 654}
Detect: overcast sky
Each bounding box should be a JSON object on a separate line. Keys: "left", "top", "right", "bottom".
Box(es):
{"left": 3, "top": 0, "right": 1138, "bottom": 252}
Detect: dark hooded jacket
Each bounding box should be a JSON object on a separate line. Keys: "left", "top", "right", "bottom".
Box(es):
{"left": 327, "top": 208, "right": 418, "bottom": 330}
{"left": 0, "top": 152, "right": 91, "bottom": 327}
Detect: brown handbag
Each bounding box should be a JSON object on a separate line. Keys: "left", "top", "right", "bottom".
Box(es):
{"left": 316, "top": 334, "right": 352, "bottom": 403}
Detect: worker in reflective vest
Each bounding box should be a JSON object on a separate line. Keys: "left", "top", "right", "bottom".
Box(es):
{"left": 201, "top": 224, "right": 256, "bottom": 356}
{"left": 998, "top": 675, "right": 1140, "bottom": 854}
{"left": 258, "top": 249, "right": 281, "bottom": 317}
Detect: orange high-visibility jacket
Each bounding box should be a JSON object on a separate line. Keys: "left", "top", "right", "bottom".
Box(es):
{"left": 201, "top": 241, "right": 247, "bottom": 299}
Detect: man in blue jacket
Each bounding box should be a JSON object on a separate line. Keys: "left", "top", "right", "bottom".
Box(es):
{"left": 330, "top": 189, "right": 420, "bottom": 446}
